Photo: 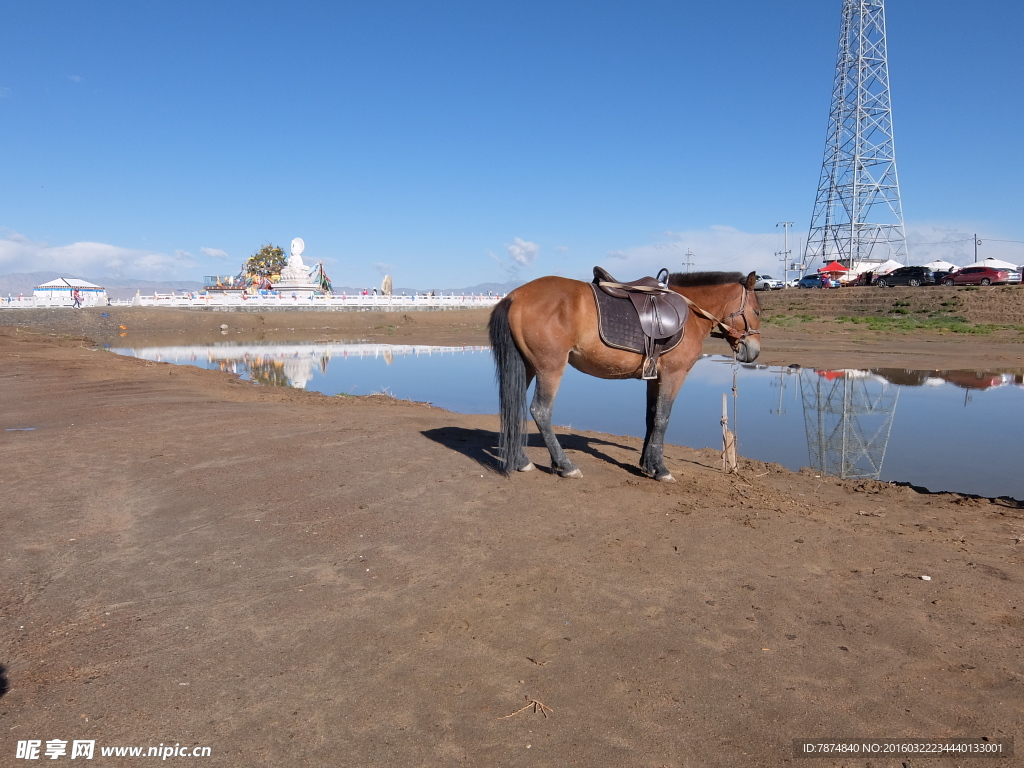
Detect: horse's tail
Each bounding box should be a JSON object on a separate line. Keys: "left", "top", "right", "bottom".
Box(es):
{"left": 488, "top": 296, "right": 528, "bottom": 474}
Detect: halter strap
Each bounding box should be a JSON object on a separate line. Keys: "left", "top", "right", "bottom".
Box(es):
{"left": 677, "top": 286, "right": 761, "bottom": 341}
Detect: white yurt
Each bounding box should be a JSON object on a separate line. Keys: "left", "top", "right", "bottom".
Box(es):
{"left": 33, "top": 278, "right": 108, "bottom": 305}
{"left": 962, "top": 257, "right": 1019, "bottom": 271}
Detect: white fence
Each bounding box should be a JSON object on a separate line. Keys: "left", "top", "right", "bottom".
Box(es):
{"left": 0, "top": 293, "right": 503, "bottom": 311}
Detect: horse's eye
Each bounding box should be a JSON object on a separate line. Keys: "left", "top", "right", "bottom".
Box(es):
{"left": 754, "top": 308, "right": 761, "bottom": 317}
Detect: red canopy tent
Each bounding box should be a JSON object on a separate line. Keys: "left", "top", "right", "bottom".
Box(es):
{"left": 816, "top": 370, "right": 846, "bottom": 381}
{"left": 819, "top": 261, "right": 849, "bottom": 274}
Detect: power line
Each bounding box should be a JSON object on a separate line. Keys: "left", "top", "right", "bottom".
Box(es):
{"left": 907, "top": 238, "right": 973, "bottom": 246}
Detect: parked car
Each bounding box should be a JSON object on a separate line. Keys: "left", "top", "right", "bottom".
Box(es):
{"left": 940, "top": 266, "right": 1010, "bottom": 286}
{"left": 796, "top": 274, "right": 840, "bottom": 289}
{"left": 753, "top": 274, "right": 783, "bottom": 291}
{"left": 874, "top": 266, "right": 936, "bottom": 287}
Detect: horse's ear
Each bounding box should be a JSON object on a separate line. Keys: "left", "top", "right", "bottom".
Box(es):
{"left": 744, "top": 271, "right": 757, "bottom": 290}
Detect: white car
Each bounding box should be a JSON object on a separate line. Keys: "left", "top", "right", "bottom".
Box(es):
{"left": 753, "top": 274, "right": 783, "bottom": 291}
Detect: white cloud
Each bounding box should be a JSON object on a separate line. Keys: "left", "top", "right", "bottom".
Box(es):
{"left": 373, "top": 262, "right": 393, "bottom": 275}
{"left": 600, "top": 226, "right": 785, "bottom": 279}
{"left": 506, "top": 237, "right": 539, "bottom": 267}
{"left": 0, "top": 231, "right": 198, "bottom": 279}
{"left": 201, "top": 247, "right": 230, "bottom": 259}
{"left": 491, "top": 237, "right": 541, "bottom": 281}
{"left": 68, "top": 75, "right": 83, "bottom": 83}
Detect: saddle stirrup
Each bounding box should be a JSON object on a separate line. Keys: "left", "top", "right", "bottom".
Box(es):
{"left": 642, "top": 337, "right": 659, "bottom": 380}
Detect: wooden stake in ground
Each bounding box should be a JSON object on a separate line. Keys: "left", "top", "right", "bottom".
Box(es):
{"left": 721, "top": 393, "right": 737, "bottom": 474}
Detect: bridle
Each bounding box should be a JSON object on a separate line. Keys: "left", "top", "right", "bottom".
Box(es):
{"left": 678, "top": 283, "right": 761, "bottom": 343}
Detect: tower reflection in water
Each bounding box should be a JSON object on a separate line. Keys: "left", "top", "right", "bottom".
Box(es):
{"left": 797, "top": 369, "right": 899, "bottom": 480}
{"left": 791, "top": 365, "right": 1021, "bottom": 481}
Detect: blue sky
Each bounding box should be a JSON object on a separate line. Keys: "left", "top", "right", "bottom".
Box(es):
{"left": 1, "top": 1, "right": 1021, "bottom": 289}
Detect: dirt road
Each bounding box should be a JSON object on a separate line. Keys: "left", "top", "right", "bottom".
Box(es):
{"left": 1, "top": 308, "right": 1021, "bottom": 767}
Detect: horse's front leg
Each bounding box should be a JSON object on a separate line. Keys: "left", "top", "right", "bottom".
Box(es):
{"left": 530, "top": 371, "right": 582, "bottom": 478}
{"left": 640, "top": 379, "right": 679, "bottom": 482}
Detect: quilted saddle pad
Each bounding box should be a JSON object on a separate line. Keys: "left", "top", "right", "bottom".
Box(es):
{"left": 589, "top": 283, "right": 686, "bottom": 355}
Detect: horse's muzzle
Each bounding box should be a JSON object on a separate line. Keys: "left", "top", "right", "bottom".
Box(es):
{"left": 733, "top": 336, "right": 760, "bottom": 363}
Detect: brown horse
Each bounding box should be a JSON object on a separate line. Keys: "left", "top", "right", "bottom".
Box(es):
{"left": 488, "top": 271, "right": 761, "bottom": 481}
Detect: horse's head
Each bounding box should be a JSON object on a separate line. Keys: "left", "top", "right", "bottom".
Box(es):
{"left": 667, "top": 270, "right": 762, "bottom": 362}
{"left": 720, "top": 272, "right": 761, "bottom": 363}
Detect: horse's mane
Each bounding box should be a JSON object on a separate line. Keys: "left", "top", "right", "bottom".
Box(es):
{"left": 667, "top": 271, "right": 745, "bottom": 287}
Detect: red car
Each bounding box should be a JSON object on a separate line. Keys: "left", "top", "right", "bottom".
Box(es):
{"left": 941, "top": 266, "right": 1009, "bottom": 286}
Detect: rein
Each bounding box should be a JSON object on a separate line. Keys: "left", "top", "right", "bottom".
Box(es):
{"left": 596, "top": 281, "right": 667, "bottom": 295}
{"left": 677, "top": 286, "right": 760, "bottom": 342}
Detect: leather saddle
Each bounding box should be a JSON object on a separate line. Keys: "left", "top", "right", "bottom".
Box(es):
{"left": 591, "top": 266, "right": 690, "bottom": 379}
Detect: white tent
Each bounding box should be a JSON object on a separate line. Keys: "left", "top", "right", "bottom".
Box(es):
{"left": 871, "top": 259, "right": 904, "bottom": 275}
{"left": 922, "top": 259, "right": 958, "bottom": 272}
{"left": 962, "top": 257, "right": 1019, "bottom": 270}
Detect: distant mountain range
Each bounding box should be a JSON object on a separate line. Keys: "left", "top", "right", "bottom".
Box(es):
{"left": 0, "top": 271, "right": 525, "bottom": 301}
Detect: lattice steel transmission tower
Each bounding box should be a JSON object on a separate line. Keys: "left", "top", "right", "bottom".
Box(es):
{"left": 805, "top": 0, "right": 908, "bottom": 268}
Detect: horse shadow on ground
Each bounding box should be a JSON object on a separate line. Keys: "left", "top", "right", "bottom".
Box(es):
{"left": 420, "top": 427, "right": 649, "bottom": 478}
{"left": 0, "top": 664, "right": 8, "bottom": 698}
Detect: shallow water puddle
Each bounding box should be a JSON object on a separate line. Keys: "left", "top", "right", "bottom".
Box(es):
{"left": 112, "top": 342, "right": 1024, "bottom": 501}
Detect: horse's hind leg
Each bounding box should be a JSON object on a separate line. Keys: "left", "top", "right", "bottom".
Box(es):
{"left": 530, "top": 370, "right": 582, "bottom": 478}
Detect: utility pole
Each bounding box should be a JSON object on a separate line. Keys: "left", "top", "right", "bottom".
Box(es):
{"left": 777, "top": 222, "right": 793, "bottom": 285}
{"left": 683, "top": 249, "right": 695, "bottom": 272}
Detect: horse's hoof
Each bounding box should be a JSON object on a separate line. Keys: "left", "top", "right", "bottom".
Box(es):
{"left": 559, "top": 467, "right": 583, "bottom": 479}
{"left": 655, "top": 472, "right": 677, "bottom": 483}
{"left": 517, "top": 462, "right": 536, "bottom": 472}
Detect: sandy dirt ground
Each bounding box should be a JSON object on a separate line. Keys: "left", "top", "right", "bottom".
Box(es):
{"left": 1, "top": 306, "right": 1021, "bottom": 767}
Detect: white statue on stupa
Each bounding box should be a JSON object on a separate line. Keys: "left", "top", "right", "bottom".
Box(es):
{"left": 273, "top": 237, "right": 319, "bottom": 297}
{"left": 279, "top": 237, "right": 311, "bottom": 284}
